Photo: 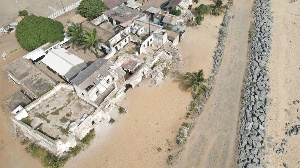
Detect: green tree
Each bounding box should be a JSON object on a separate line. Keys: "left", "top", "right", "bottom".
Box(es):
{"left": 15, "top": 15, "right": 64, "bottom": 51}
{"left": 81, "top": 29, "right": 102, "bottom": 56}
{"left": 195, "top": 4, "right": 211, "bottom": 15}
{"left": 182, "top": 70, "right": 208, "bottom": 98}
{"left": 195, "top": 16, "right": 204, "bottom": 25}
{"left": 170, "top": 7, "right": 181, "bottom": 16}
{"left": 210, "top": 0, "right": 225, "bottom": 16}
{"left": 78, "top": 0, "right": 107, "bottom": 20}
{"left": 18, "top": 10, "right": 28, "bottom": 16}
{"left": 67, "top": 23, "right": 84, "bottom": 48}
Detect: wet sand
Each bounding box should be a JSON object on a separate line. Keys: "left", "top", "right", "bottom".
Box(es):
{"left": 265, "top": 0, "right": 300, "bottom": 167}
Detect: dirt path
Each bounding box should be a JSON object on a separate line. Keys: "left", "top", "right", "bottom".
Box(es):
{"left": 173, "top": 0, "right": 254, "bottom": 167}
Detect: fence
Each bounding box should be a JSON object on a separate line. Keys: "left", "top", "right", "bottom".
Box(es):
{"left": 0, "top": 0, "right": 82, "bottom": 36}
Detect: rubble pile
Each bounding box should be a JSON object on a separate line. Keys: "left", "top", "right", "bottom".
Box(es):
{"left": 237, "top": 0, "right": 273, "bottom": 167}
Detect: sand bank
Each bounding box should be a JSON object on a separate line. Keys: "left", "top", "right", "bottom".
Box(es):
{"left": 265, "top": 0, "right": 300, "bottom": 167}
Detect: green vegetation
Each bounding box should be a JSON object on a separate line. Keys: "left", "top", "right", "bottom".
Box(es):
{"left": 182, "top": 122, "right": 192, "bottom": 129}
{"left": 35, "top": 113, "right": 50, "bottom": 123}
{"left": 109, "top": 118, "right": 115, "bottom": 124}
{"left": 58, "top": 126, "right": 69, "bottom": 135}
{"left": 21, "top": 117, "right": 33, "bottom": 126}
{"left": 10, "top": 49, "right": 18, "bottom": 54}
{"left": 163, "top": 24, "right": 173, "bottom": 31}
{"left": 118, "top": 106, "right": 126, "bottom": 114}
{"left": 67, "top": 23, "right": 84, "bottom": 48}
{"left": 167, "top": 155, "right": 174, "bottom": 164}
{"left": 68, "top": 92, "right": 73, "bottom": 98}
{"left": 157, "top": 147, "right": 162, "bottom": 152}
{"left": 16, "top": 15, "right": 64, "bottom": 51}
{"left": 26, "top": 143, "right": 68, "bottom": 168}
{"left": 195, "top": 4, "right": 212, "bottom": 16}
{"left": 51, "top": 107, "right": 63, "bottom": 115}
{"left": 25, "top": 129, "right": 96, "bottom": 168}
{"left": 82, "top": 28, "right": 102, "bottom": 56}
{"left": 170, "top": 7, "right": 181, "bottom": 16}
{"left": 185, "top": 112, "right": 191, "bottom": 119}
{"left": 195, "top": 16, "right": 204, "bottom": 25}
{"left": 60, "top": 116, "right": 69, "bottom": 123}
{"left": 18, "top": 10, "right": 28, "bottom": 16}
{"left": 67, "top": 23, "right": 102, "bottom": 57}
{"left": 80, "top": 129, "right": 95, "bottom": 145}
{"left": 193, "top": 0, "right": 225, "bottom": 26}
{"left": 162, "top": 67, "right": 169, "bottom": 77}
{"left": 78, "top": 0, "right": 107, "bottom": 20}
{"left": 181, "top": 70, "right": 208, "bottom": 99}
{"left": 210, "top": 0, "right": 226, "bottom": 16}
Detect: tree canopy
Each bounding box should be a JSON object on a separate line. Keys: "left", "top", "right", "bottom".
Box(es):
{"left": 67, "top": 23, "right": 84, "bottom": 48}
{"left": 16, "top": 15, "right": 64, "bottom": 51}
{"left": 78, "top": 0, "right": 107, "bottom": 20}
{"left": 182, "top": 70, "right": 208, "bottom": 98}
{"left": 170, "top": 7, "right": 181, "bottom": 16}
{"left": 195, "top": 4, "right": 211, "bottom": 16}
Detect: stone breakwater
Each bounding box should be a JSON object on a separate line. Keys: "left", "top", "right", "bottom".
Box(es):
{"left": 237, "top": 0, "right": 273, "bottom": 167}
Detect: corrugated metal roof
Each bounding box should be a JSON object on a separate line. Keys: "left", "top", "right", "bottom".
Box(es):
{"left": 23, "top": 48, "right": 46, "bottom": 61}
{"left": 41, "top": 48, "right": 84, "bottom": 77}
{"left": 70, "top": 58, "right": 108, "bottom": 86}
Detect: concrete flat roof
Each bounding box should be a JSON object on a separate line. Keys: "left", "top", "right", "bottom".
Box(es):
{"left": 26, "top": 87, "right": 95, "bottom": 142}
{"left": 4, "top": 58, "right": 56, "bottom": 97}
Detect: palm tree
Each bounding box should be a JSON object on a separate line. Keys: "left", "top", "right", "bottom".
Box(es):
{"left": 182, "top": 70, "right": 208, "bottom": 98}
{"left": 81, "top": 28, "right": 102, "bottom": 57}
{"left": 210, "top": 0, "right": 225, "bottom": 16}
{"left": 67, "top": 23, "right": 84, "bottom": 48}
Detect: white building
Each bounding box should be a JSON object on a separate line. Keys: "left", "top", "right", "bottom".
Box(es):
{"left": 41, "top": 48, "right": 87, "bottom": 81}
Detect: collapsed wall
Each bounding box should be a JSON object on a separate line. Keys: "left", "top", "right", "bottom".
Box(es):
{"left": 237, "top": 0, "right": 273, "bottom": 167}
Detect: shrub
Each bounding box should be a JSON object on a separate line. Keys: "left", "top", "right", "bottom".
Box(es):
{"left": 195, "top": 4, "right": 211, "bottom": 15}
{"left": 195, "top": 16, "right": 204, "bottom": 25}
{"left": 163, "top": 24, "right": 173, "bottom": 31}
{"left": 21, "top": 117, "right": 33, "bottom": 126}
{"left": 170, "top": 7, "right": 181, "bottom": 16}
{"left": 18, "top": 10, "right": 28, "bottom": 16}
{"left": 109, "top": 118, "right": 115, "bottom": 124}
{"left": 81, "top": 129, "right": 95, "bottom": 145}
{"left": 78, "top": 0, "right": 107, "bottom": 20}
{"left": 118, "top": 106, "right": 126, "bottom": 114}
{"left": 16, "top": 15, "right": 64, "bottom": 51}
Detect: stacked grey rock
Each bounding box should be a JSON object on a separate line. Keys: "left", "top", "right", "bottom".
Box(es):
{"left": 237, "top": 0, "right": 273, "bottom": 167}
{"left": 211, "top": 3, "right": 231, "bottom": 76}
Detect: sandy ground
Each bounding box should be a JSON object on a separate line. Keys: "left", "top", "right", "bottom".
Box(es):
{"left": 173, "top": 0, "right": 254, "bottom": 167}
{"left": 64, "top": 1, "right": 223, "bottom": 168}
{"left": 0, "top": 45, "right": 42, "bottom": 167}
{"left": 0, "top": 0, "right": 79, "bottom": 27}
{"left": 265, "top": 1, "right": 300, "bottom": 167}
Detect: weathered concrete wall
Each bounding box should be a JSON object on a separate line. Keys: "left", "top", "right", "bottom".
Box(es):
{"left": 237, "top": 0, "right": 273, "bottom": 167}
{"left": 12, "top": 118, "right": 60, "bottom": 154}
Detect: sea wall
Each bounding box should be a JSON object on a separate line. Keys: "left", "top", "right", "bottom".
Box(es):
{"left": 237, "top": 0, "right": 273, "bottom": 167}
